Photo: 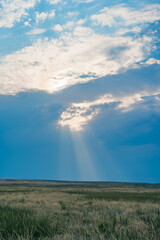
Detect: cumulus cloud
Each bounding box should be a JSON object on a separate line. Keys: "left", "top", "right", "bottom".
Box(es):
{"left": 49, "top": 10, "right": 56, "bottom": 18}
{"left": 58, "top": 91, "right": 160, "bottom": 131}
{"left": 77, "top": 18, "right": 86, "bottom": 25}
{"left": 53, "top": 19, "right": 84, "bottom": 32}
{"left": 36, "top": 12, "right": 48, "bottom": 23}
{"left": 35, "top": 10, "right": 55, "bottom": 23}
{"left": 91, "top": 4, "right": 160, "bottom": 27}
{"left": 0, "top": 0, "right": 39, "bottom": 28}
{"left": 53, "top": 24, "right": 63, "bottom": 32}
{"left": 24, "top": 21, "right": 31, "bottom": 27}
{"left": 0, "top": 26, "right": 153, "bottom": 95}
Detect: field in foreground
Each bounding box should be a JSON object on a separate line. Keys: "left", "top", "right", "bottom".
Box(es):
{"left": 0, "top": 180, "right": 160, "bottom": 240}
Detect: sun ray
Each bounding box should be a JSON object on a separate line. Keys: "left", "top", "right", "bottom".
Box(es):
{"left": 57, "top": 128, "right": 79, "bottom": 180}
{"left": 71, "top": 131, "right": 99, "bottom": 181}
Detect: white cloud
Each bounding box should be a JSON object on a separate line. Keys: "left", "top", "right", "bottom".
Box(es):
{"left": 91, "top": 4, "right": 160, "bottom": 27}
{"left": 67, "top": 11, "right": 79, "bottom": 17}
{"left": 77, "top": 18, "right": 86, "bottom": 25}
{"left": 48, "top": 0, "right": 61, "bottom": 4}
{"left": 75, "top": 0, "right": 95, "bottom": 3}
{"left": 24, "top": 21, "right": 31, "bottom": 27}
{"left": 53, "top": 20, "right": 82, "bottom": 32}
{"left": 49, "top": 10, "right": 55, "bottom": 18}
{"left": 53, "top": 24, "right": 63, "bottom": 32}
{"left": 36, "top": 12, "right": 48, "bottom": 23}
{"left": 116, "top": 26, "right": 141, "bottom": 36}
{"left": 0, "top": 26, "right": 153, "bottom": 96}
{"left": 0, "top": 25, "right": 154, "bottom": 96}
{"left": 58, "top": 94, "right": 115, "bottom": 131}
{"left": 0, "top": 0, "right": 39, "bottom": 28}
{"left": 35, "top": 10, "right": 55, "bottom": 23}
{"left": 64, "top": 21, "right": 74, "bottom": 29}
{"left": 143, "top": 58, "right": 160, "bottom": 65}
{"left": 26, "top": 28, "right": 46, "bottom": 35}
{"left": 58, "top": 90, "right": 160, "bottom": 131}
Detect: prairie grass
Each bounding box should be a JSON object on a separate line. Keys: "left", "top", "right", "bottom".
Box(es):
{"left": 0, "top": 205, "right": 62, "bottom": 239}
{"left": 0, "top": 180, "right": 159, "bottom": 239}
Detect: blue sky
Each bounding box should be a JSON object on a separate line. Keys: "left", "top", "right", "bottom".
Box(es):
{"left": 0, "top": 0, "right": 160, "bottom": 182}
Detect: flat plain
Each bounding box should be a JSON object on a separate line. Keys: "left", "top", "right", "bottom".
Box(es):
{"left": 0, "top": 180, "right": 159, "bottom": 240}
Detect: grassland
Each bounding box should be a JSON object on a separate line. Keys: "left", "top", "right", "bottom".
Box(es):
{"left": 0, "top": 180, "right": 159, "bottom": 240}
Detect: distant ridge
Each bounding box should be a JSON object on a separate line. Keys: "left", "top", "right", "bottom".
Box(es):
{"left": 0, "top": 179, "right": 159, "bottom": 189}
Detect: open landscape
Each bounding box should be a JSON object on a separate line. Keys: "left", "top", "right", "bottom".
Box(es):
{"left": 0, "top": 180, "right": 159, "bottom": 240}
{"left": 1, "top": 0, "right": 160, "bottom": 239}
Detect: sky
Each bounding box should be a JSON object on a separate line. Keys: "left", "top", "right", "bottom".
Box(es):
{"left": 0, "top": 0, "right": 160, "bottom": 182}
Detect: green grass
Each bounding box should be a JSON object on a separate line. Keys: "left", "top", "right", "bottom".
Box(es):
{"left": 65, "top": 190, "right": 160, "bottom": 203}
{"left": 0, "top": 180, "right": 159, "bottom": 240}
{"left": 0, "top": 205, "right": 62, "bottom": 239}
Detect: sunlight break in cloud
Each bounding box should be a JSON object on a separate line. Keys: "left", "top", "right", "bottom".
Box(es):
{"left": 0, "top": 26, "right": 153, "bottom": 95}
{"left": 0, "top": 0, "right": 40, "bottom": 28}
{"left": 58, "top": 91, "right": 160, "bottom": 131}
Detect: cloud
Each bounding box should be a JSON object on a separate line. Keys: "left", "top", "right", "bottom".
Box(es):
{"left": 143, "top": 58, "right": 160, "bottom": 65}
{"left": 75, "top": 0, "right": 95, "bottom": 3}
{"left": 26, "top": 28, "right": 46, "bottom": 35}
{"left": 116, "top": 26, "right": 141, "bottom": 36}
{"left": 91, "top": 4, "right": 160, "bottom": 27}
{"left": 64, "top": 21, "right": 74, "bottom": 29}
{"left": 49, "top": 10, "right": 56, "bottom": 18}
{"left": 0, "top": 0, "right": 39, "bottom": 28}
{"left": 53, "top": 24, "right": 63, "bottom": 32}
{"left": 0, "top": 26, "right": 153, "bottom": 95}
{"left": 58, "top": 90, "right": 160, "bottom": 131}
{"left": 24, "top": 21, "right": 31, "bottom": 27}
{"left": 67, "top": 11, "right": 79, "bottom": 17}
{"left": 53, "top": 19, "right": 84, "bottom": 32}
{"left": 35, "top": 10, "right": 55, "bottom": 23}
{"left": 48, "top": 0, "right": 61, "bottom": 4}
{"left": 36, "top": 12, "right": 48, "bottom": 23}
{"left": 77, "top": 18, "right": 86, "bottom": 25}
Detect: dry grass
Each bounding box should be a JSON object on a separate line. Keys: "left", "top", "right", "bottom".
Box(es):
{"left": 0, "top": 180, "right": 159, "bottom": 239}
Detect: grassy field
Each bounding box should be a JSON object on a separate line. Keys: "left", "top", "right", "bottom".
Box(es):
{"left": 0, "top": 180, "right": 159, "bottom": 240}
